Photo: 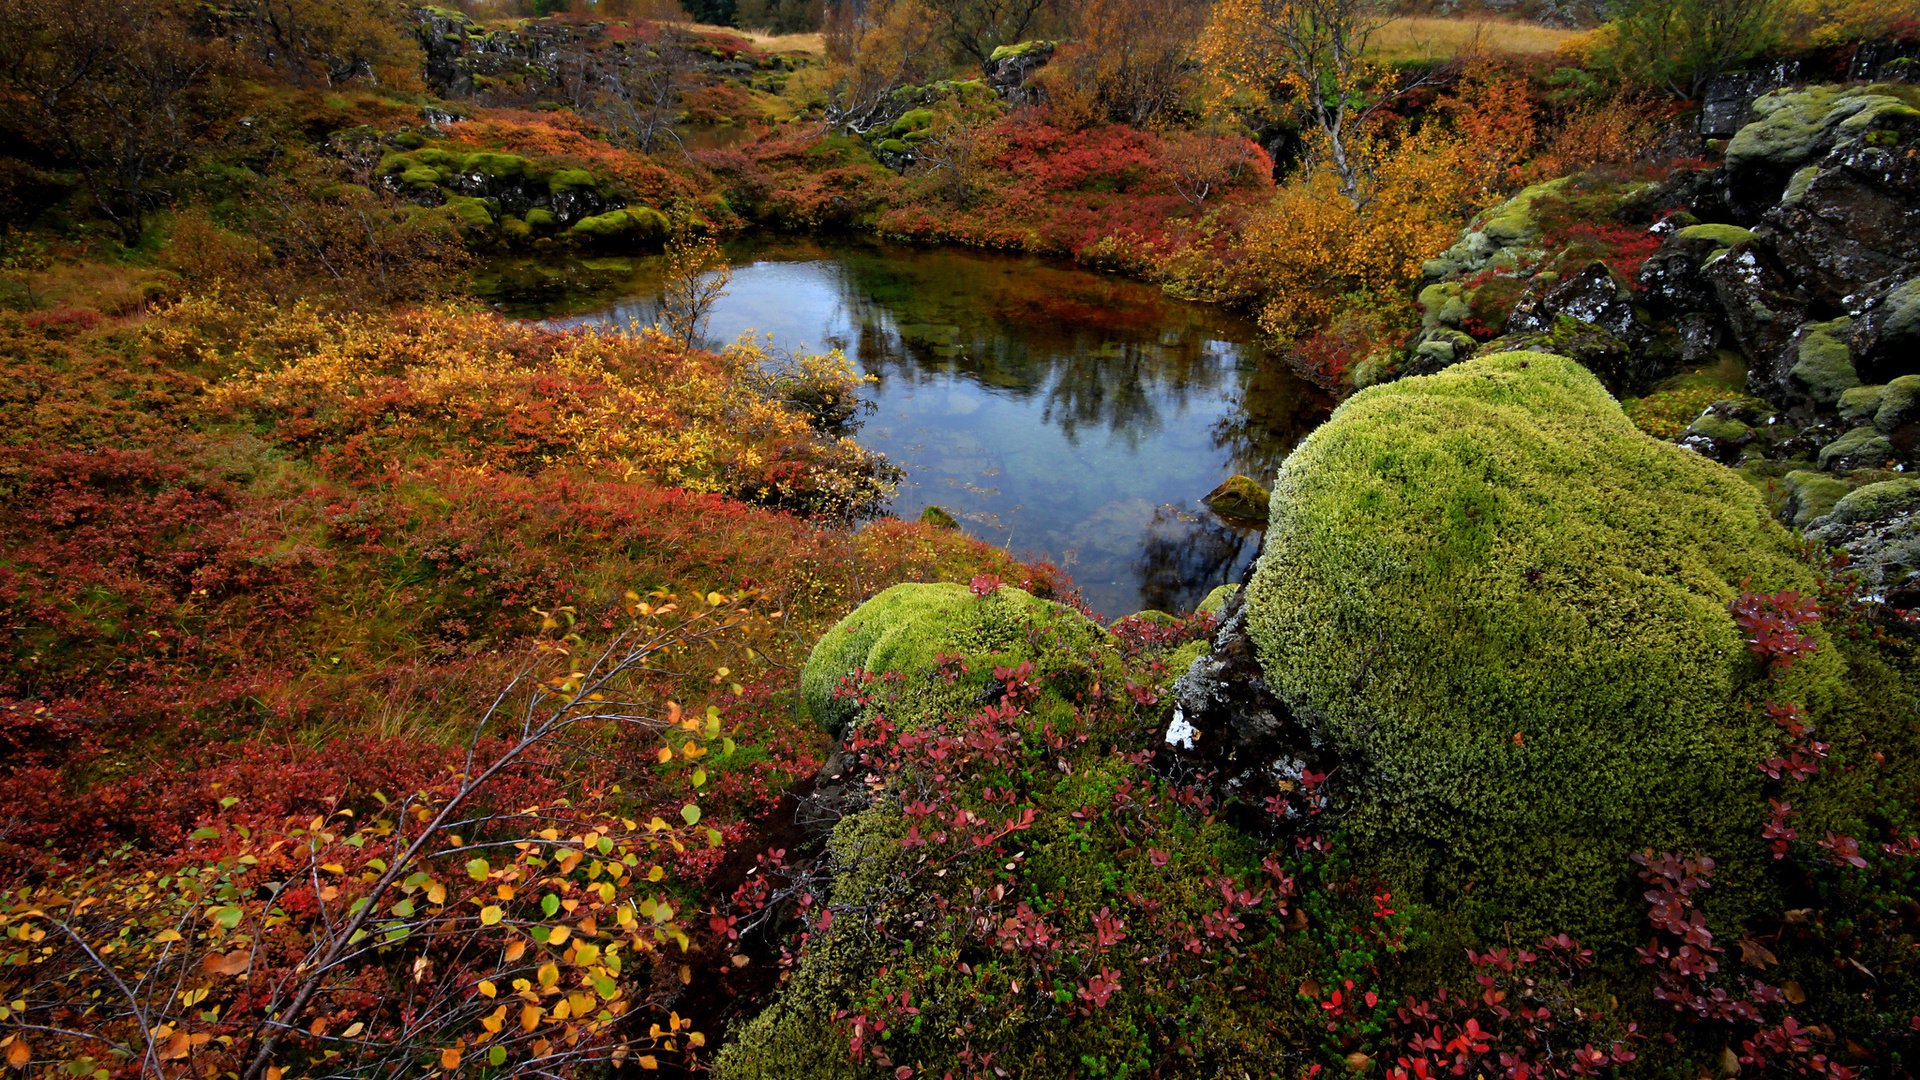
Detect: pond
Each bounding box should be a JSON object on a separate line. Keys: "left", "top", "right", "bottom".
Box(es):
{"left": 476, "top": 237, "right": 1331, "bottom": 618}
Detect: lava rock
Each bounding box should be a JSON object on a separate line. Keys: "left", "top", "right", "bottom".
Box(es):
{"left": 1679, "top": 404, "right": 1759, "bottom": 464}
{"left": 1480, "top": 316, "right": 1652, "bottom": 395}
{"left": 1506, "top": 261, "right": 1651, "bottom": 355}
{"left": 983, "top": 40, "right": 1055, "bottom": 106}
{"left": 1705, "top": 244, "right": 1812, "bottom": 401}
{"left": 1806, "top": 478, "right": 1920, "bottom": 611}
{"left": 1165, "top": 577, "right": 1331, "bottom": 823}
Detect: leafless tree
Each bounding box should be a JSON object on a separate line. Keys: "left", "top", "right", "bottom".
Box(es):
{"left": 0, "top": 0, "right": 229, "bottom": 245}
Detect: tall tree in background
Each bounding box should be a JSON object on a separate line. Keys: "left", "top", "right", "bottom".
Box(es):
{"left": 925, "top": 0, "right": 1054, "bottom": 66}
{"left": 0, "top": 0, "right": 231, "bottom": 245}
{"left": 1046, "top": 0, "right": 1205, "bottom": 126}
{"left": 1600, "top": 0, "right": 1783, "bottom": 98}
{"left": 823, "top": 0, "right": 950, "bottom": 131}
{"left": 1198, "top": 0, "right": 1396, "bottom": 206}
{"left": 562, "top": 33, "right": 698, "bottom": 153}
{"left": 245, "top": 0, "right": 424, "bottom": 87}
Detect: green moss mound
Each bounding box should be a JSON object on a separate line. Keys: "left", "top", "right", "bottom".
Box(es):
{"left": 799, "top": 582, "right": 1110, "bottom": 735}
{"left": 1244, "top": 351, "right": 1837, "bottom": 941}
{"left": 567, "top": 207, "right": 669, "bottom": 244}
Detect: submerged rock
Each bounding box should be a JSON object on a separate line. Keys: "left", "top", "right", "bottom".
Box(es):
{"left": 1202, "top": 473, "right": 1271, "bottom": 524}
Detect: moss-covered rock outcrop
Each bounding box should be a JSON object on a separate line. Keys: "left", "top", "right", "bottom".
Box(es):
{"left": 800, "top": 581, "right": 1109, "bottom": 735}
{"left": 1243, "top": 351, "right": 1838, "bottom": 941}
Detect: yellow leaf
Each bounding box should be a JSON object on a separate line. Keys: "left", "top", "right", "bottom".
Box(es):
{"left": 537, "top": 962, "right": 559, "bottom": 989}
{"left": 504, "top": 939, "right": 526, "bottom": 962}
{"left": 480, "top": 905, "right": 504, "bottom": 927}
{"left": 656, "top": 746, "right": 672, "bottom": 764}
{"left": 638, "top": 1055, "right": 659, "bottom": 1070}
{"left": 440, "top": 1047, "right": 461, "bottom": 1070}
{"left": 548, "top": 925, "right": 571, "bottom": 946}
{"left": 521, "top": 1003, "right": 542, "bottom": 1031}
{"left": 478, "top": 980, "right": 497, "bottom": 999}
{"left": 6, "top": 1038, "right": 30, "bottom": 1069}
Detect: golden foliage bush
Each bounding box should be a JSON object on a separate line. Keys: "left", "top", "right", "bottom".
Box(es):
{"left": 160, "top": 298, "right": 897, "bottom": 518}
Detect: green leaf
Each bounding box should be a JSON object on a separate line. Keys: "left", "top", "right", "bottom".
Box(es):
{"left": 466, "top": 857, "right": 490, "bottom": 881}
{"left": 488, "top": 1045, "right": 507, "bottom": 1067}
{"left": 218, "top": 796, "right": 240, "bottom": 809}
{"left": 211, "top": 906, "right": 243, "bottom": 929}
{"left": 541, "top": 893, "right": 560, "bottom": 918}
{"left": 189, "top": 827, "right": 220, "bottom": 840}
{"left": 680, "top": 804, "right": 701, "bottom": 826}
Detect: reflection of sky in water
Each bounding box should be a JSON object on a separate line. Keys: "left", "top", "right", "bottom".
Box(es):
{"left": 481, "top": 238, "right": 1329, "bottom": 617}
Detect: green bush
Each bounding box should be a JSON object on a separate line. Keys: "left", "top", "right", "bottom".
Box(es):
{"left": 1244, "top": 351, "right": 1837, "bottom": 941}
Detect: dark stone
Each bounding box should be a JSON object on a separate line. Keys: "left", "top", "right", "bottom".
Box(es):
{"left": 1703, "top": 244, "right": 1812, "bottom": 402}
{"left": 1854, "top": 278, "right": 1920, "bottom": 381}
{"left": 1699, "top": 63, "right": 1812, "bottom": 140}
{"left": 1163, "top": 575, "right": 1336, "bottom": 825}
{"left": 1481, "top": 316, "right": 1658, "bottom": 396}
{"left": 1506, "top": 261, "right": 1651, "bottom": 353}
{"left": 1805, "top": 478, "right": 1920, "bottom": 614}
{"left": 983, "top": 42, "right": 1055, "bottom": 106}
{"left": 1761, "top": 124, "right": 1920, "bottom": 312}
{"left": 1638, "top": 229, "right": 1735, "bottom": 316}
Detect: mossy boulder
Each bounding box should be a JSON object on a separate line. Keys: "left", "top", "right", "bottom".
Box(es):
{"left": 566, "top": 207, "right": 670, "bottom": 244}
{"left": 1781, "top": 468, "right": 1854, "bottom": 528}
{"left": 1789, "top": 318, "right": 1860, "bottom": 405}
{"left": 799, "top": 582, "right": 1110, "bottom": 735}
{"left": 917, "top": 504, "right": 959, "bottom": 530}
{"left": 547, "top": 168, "right": 597, "bottom": 195}
{"left": 1727, "top": 85, "right": 1920, "bottom": 176}
{"left": 1203, "top": 473, "right": 1270, "bottom": 523}
{"left": 1675, "top": 223, "right": 1758, "bottom": 249}
{"left": 1840, "top": 384, "right": 1888, "bottom": 425}
{"left": 463, "top": 152, "right": 532, "bottom": 179}
{"left": 1822, "top": 478, "right": 1920, "bottom": 527}
{"left": 1874, "top": 374, "right": 1920, "bottom": 433}
{"left": 1421, "top": 177, "right": 1571, "bottom": 281}
{"left": 523, "top": 207, "right": 557, "bottom": 230}
{"left": 987, "top": 39, "right": 1055, "bottom": 62}
{"left": 1819, "top": 426, "right": 1894, "bottom": 472}
{"left": 1196, "top": 583, "right": 1236, "bottom": 616}
{"left": 443, "top": 195, "right": 495, "bottom": 228}
{"left": 1243, "top": 351, "right": 1837, "bottom": 941}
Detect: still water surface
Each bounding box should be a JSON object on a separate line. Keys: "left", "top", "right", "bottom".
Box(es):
{"left": 478, "top": 237, "right": 1330, "bottom": 617}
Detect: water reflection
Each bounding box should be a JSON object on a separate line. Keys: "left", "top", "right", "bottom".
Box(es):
{"left": 475, "top": 237, "right": 1330, "bottom": 616}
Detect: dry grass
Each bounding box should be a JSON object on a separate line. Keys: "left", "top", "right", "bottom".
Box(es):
{"left": 671, "top": 20, "right": 825, "bottom": 54}
{"left": 1367, "top": 16, "right": 1580, "bottom": 61}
